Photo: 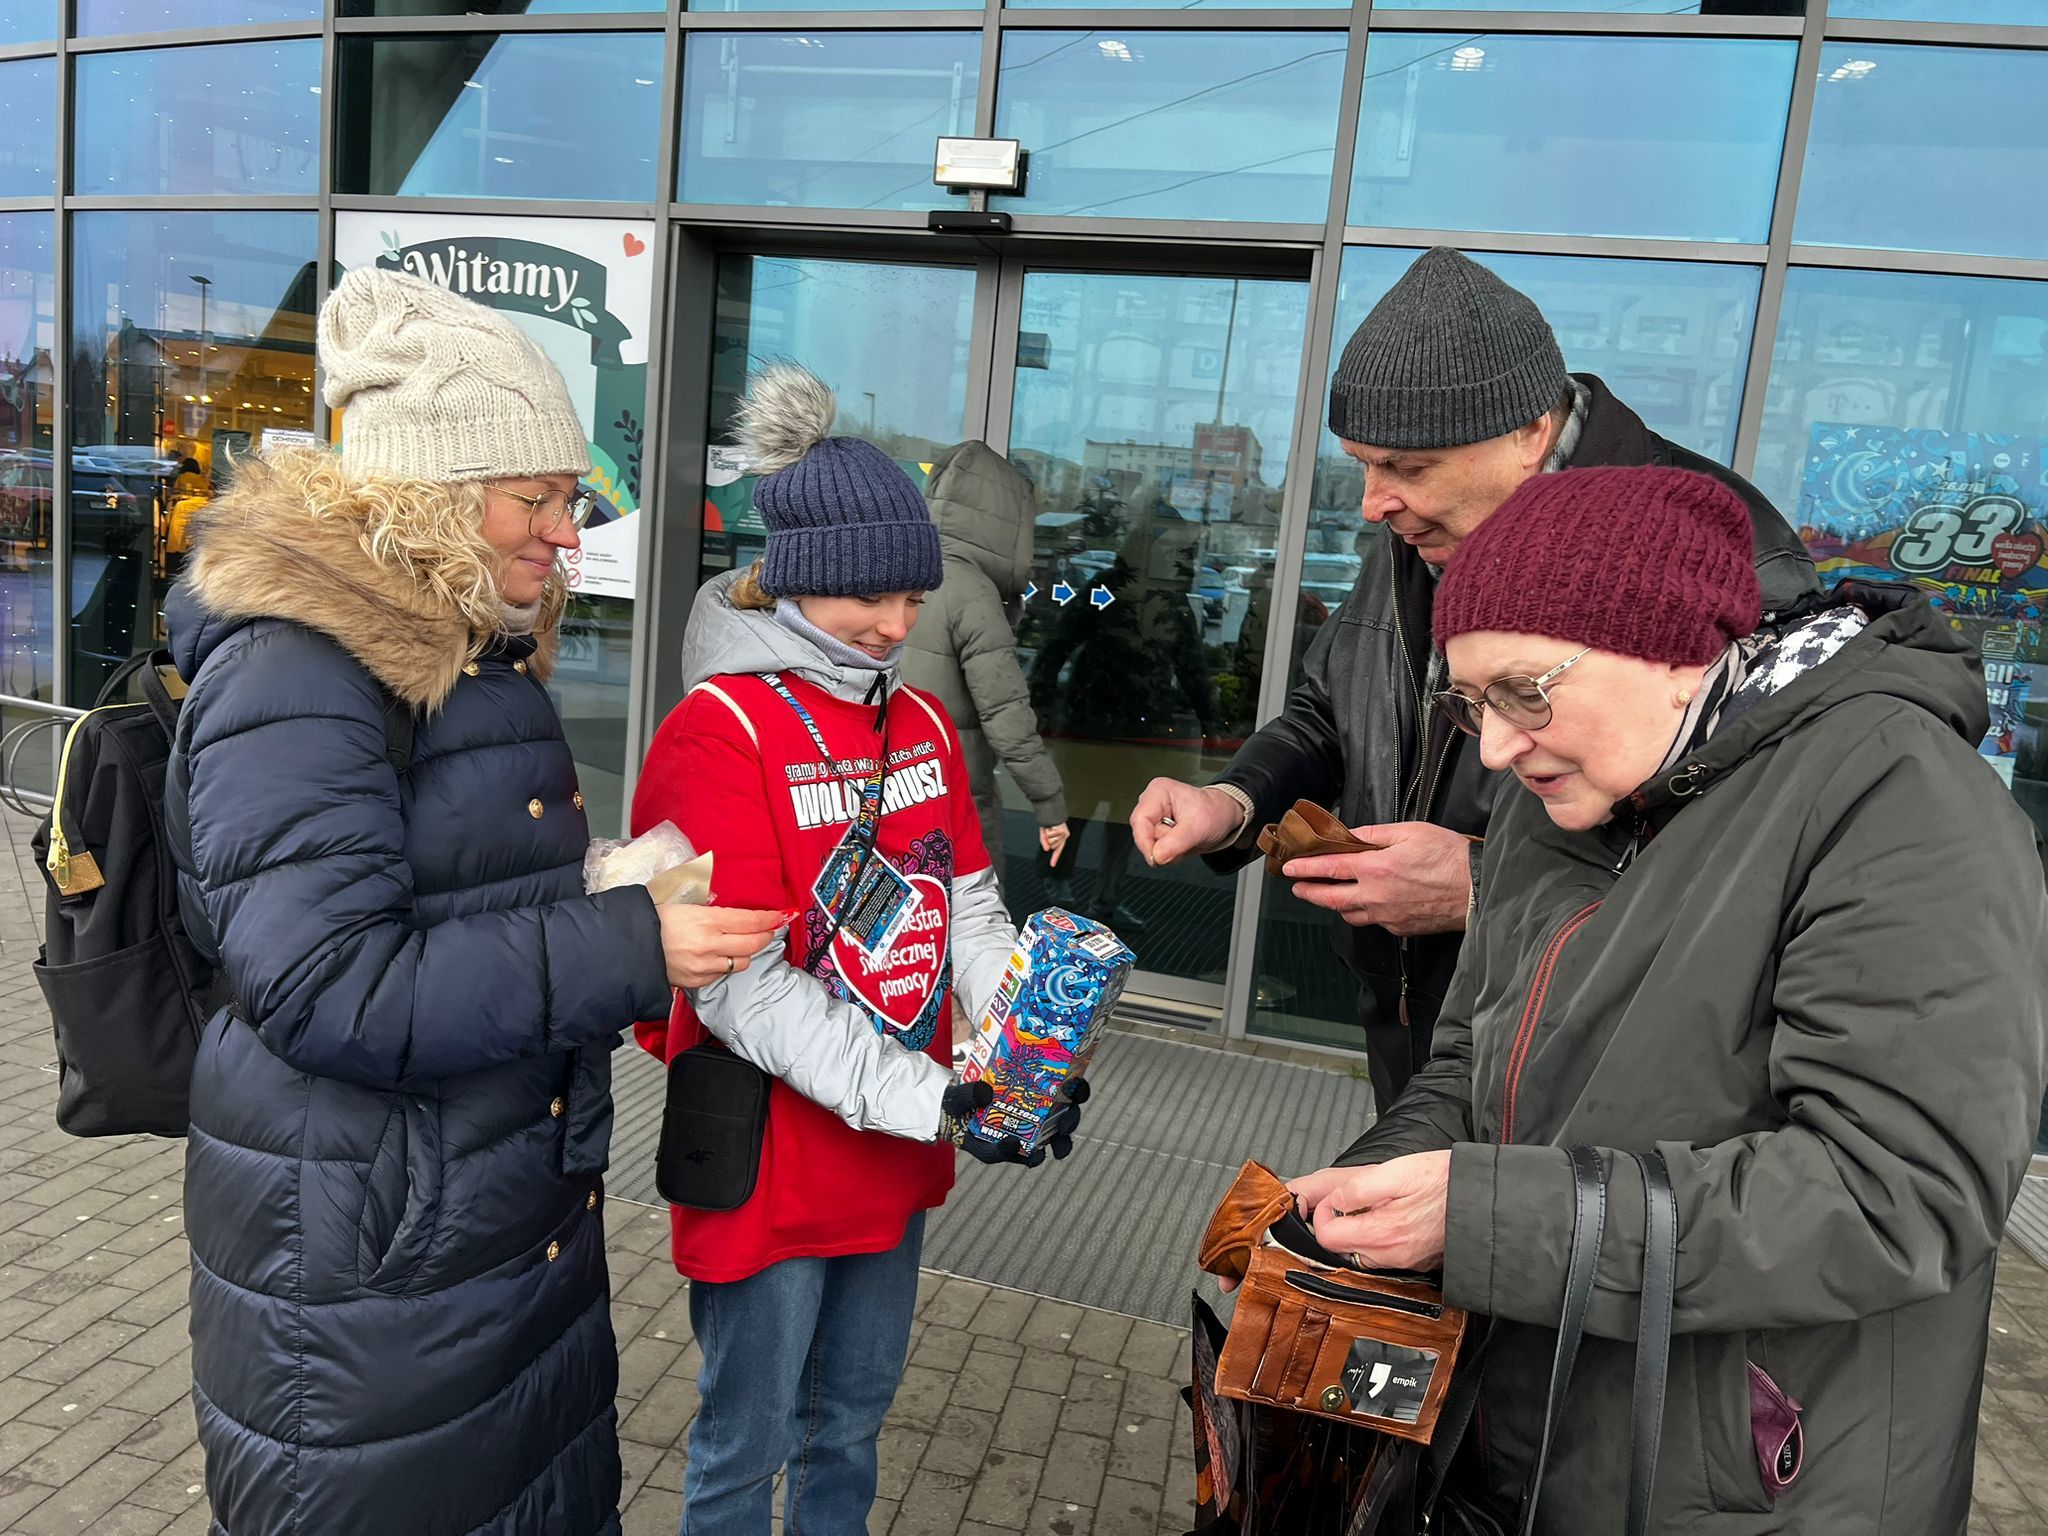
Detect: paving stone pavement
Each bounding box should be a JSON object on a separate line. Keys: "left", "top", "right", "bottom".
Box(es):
{"left": 0, "top": 803, "right": 2042, "bottom": 1534}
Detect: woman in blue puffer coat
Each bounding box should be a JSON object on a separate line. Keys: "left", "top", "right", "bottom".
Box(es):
{"left": 161, "top": 268, "right": 790, "bottom": 1535}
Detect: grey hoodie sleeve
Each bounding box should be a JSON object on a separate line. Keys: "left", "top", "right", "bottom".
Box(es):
{"left": 951, "top": 568, "right": 1068, "bottom": 826}
{"left": 688, "top": 939, "right": 950, "bottom": 1142}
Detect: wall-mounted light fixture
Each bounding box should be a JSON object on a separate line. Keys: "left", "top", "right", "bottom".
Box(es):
{"left": 933, "top": 137, "right": 1025, "bottom": 194}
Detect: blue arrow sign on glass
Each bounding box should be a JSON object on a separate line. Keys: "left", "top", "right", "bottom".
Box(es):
{"left": 1051, "top": 581, "right": 1076, "bottom": 606}
{"left": 1022, "top": 581, "right": 1038, "bottom": 604}
{"left": 1089, "top": 585, "right": 1115, "bottom": 610}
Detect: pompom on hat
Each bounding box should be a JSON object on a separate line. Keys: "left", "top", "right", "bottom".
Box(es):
{"left": 1434, "top": 466, "right": 1762, "bottom": 666}
{"left": 319, "top": 266, "right": 591, "bottom": 484}
{"left": 736, "top": 364, "right": 943, "bottom": 598}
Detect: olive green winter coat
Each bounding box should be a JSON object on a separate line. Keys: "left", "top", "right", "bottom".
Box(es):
{"left": 902, "top": 441, "right": 1066, "bottom": 872}
{"left": 1342, "top": 590, "right": 2048, "bottom": 1534}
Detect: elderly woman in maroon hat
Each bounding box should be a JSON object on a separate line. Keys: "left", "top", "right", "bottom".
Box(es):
{"left": 1282, "top": 465, "right": 2046, "bottom": 1534}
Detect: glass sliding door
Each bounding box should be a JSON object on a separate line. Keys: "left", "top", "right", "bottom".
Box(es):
{"left": 700, "top": 254, "right": 979, "bottom": 588}
{"left": 999, "top": 268, "right": 1310, "bottom": 999}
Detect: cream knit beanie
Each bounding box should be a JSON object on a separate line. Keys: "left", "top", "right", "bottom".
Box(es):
{"left": 319, "top": 267, "right": 591, "bottom": 484}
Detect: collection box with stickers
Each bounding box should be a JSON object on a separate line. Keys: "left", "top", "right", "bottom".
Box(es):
{"left": 960, "top": 908, "right": 1134, "bottom": 1154}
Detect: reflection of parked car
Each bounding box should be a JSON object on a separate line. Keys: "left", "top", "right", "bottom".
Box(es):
{"left": 1067, "top": 548, "right": 1117, "bottom": 588}
{"left": 1299, "top": 552, "right": 1363, "bottom": 612}
{"left": 0, "top": 450, "right": 150, "bottom": 553}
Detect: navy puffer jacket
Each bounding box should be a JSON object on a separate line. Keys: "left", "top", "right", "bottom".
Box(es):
{"left": 163, "top": 451, "right": 673, "bottom": 1536}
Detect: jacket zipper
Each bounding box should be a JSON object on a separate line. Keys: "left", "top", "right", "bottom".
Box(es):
{"left": 1388, "top": 553, "right": 1433, "bottom": 818}
{"left": 1387, "top": 553, "right": 1455, "bottom": 1027}
{"left": 1498, "top": 901, "right": 1602, "bottom": 1144}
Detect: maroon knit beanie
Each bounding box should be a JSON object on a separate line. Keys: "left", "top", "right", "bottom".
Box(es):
{"left": 1434, "top": 466, "right": 1761, "bottom": 665}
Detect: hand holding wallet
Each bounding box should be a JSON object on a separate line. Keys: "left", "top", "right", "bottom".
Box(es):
{"left": 1256, "top": 799, "right": 1385, "bottom": 881}
{"left": 1196, "top": 1160, "right": 1467, "bottom": 1444}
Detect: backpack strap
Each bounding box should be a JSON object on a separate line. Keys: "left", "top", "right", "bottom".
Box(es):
{"left": 98, "top": 649, "right": 185, "bottom": 740}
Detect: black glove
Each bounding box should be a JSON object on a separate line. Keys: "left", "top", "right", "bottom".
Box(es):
{"left": 939, "top": 1078, "right": 1090, "bottom": 1168}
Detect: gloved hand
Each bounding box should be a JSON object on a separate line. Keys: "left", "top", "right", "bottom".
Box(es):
{"left": 939, "top": 1078, "right": 1091, "bottom": 1167}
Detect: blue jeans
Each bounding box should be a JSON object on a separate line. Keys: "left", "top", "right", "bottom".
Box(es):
{"left": 680, "top": 1212, "right": 925, "bottom": 1536}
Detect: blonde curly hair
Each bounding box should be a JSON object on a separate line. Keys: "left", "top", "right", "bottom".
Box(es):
{"left": 231, "top": 447, "right": 567, "bottom": 655}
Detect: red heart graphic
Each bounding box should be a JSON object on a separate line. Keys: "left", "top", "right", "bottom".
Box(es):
{"left": 1991, "top": 530, "right": 2043, "bottom": 579}
{"left": 831, "top": 874, "right": 949, "bottom": 1036}
{"left": 622, "top": 232, "right": 646, "bottom": 257}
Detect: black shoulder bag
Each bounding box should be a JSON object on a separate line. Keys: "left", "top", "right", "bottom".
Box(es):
{"left": 1419, "top": 1145, "right": 1678, "bottom": 1536}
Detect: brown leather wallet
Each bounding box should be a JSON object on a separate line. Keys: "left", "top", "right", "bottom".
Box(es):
{"left": 1198, "top": 1161, "right": 1468, "bottom": 1444}
{"left": 1196, "top": 1160, "right": 1296, "bottom": 1283}
{"left": 1255, "top": 799, "right": 1382, "bottom": 879}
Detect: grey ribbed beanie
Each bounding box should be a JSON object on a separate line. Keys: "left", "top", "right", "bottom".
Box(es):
{"left": 319, "top": 267, "right": 591, "bottom": 483}
{"left": 1328, "top": 248, "right": 1568, "bottom": 450}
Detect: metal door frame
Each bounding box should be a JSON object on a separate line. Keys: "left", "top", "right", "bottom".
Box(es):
{"left": 646, "top": 223, "right": 1339, "bottom": 1039}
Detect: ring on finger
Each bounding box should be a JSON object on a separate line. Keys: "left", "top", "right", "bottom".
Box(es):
{"left": 724, "top": 954, "right": 734, "bottom": 975}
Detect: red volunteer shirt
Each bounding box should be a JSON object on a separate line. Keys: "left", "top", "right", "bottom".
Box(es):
{"left": 632, "top": 669, "right": 989, "bottom": 1282}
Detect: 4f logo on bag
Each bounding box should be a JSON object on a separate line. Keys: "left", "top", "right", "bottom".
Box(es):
{"left": 1338, "top": 1340, "right": 1438, "bottom": 1425}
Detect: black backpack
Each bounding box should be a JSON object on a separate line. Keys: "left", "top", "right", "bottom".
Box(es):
{"left": 31, "top": 649, "right": 413, "bottom": 1138}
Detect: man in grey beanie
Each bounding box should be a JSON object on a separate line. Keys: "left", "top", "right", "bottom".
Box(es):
{"left": 1131, "top": 247, "right": 1819, "bottom": 1110}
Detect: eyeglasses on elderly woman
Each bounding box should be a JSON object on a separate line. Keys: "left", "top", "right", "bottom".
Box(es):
{"left": 1433, "top": 647, "right": 1590, "bottom": 737}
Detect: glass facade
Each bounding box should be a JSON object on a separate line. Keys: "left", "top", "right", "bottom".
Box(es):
{"left": 74, "top": 42, "right": 321, "bottom": 198}
{"left": 993, "top": 32, "right": 1347, "bottom": 223}
{"left": 68, "top": 211, "right": 317, "bottom": 706}
{"left": 1350, "top": 34, "right": 1794, "bottom": 243}
{"left": 336, "top": 33, "right": 664, "bottom": 201}
{"left": 678, "top": 33, "right": 981, "bottom": 211}
{"left": 1798, "top": 45, "right": 2048, "bottom": 261}
{"left": 0, "top": 216, "right": 56, "bottom": 709}
{"left": 0, "top": 3, "right": 2038, "bottom": 1101}
{"left": 0, "top": 58, "right": 57, "bottom": 198}
{"left": 74, "top": 0, "right": 320, "bottom": 33}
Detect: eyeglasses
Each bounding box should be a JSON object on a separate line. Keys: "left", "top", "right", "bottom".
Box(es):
{"left": 493, "top": 483, "right": 602, "bottom": 539}
{"left": 1433, "top": 649, "right": 1590, "bottom": 738}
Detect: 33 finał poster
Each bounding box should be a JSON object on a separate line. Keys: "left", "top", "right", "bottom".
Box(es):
{"left": 334, "top": 212, "right": 655, "bottom": 602}
{"left": 1798, "top": 424, "right": 2048, "bottom": 784}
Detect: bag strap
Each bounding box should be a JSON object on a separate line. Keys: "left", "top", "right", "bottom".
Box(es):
{"left": 380, "top": 692, "right": 415, "bottom": 780}
{"left": 1626, "top": 1151, "right": 1677, "bottom": 1536}
{"left": 93, "top": 649, "right": 159, "bottom": 710}
{"left": 1519, "top": 1143, "right": 1607, "bottom": 1536}
{"left": 1419, "top": 1319, "right": 1496, "bottom": 1512}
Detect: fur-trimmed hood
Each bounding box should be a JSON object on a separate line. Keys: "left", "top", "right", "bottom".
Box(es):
{"left": 168, "top": 449, "right": 557, "bottom": 710}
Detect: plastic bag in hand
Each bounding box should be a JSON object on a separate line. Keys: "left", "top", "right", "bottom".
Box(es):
{"left": 583, "top": 820, "right": 714, "bottom": 904}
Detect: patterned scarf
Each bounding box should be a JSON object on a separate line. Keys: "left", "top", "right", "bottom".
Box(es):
{"left": 1653, "top": 606, "right": 1870, "bottom": 777}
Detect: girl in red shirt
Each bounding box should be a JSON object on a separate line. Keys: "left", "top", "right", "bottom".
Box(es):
{"left": 633, "top": 366, "right": 1077, "bottom": 1536}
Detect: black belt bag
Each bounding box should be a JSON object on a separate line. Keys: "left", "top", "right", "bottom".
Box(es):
{"left": 655, "top": 1041, "right": 771, "bottom": 1212}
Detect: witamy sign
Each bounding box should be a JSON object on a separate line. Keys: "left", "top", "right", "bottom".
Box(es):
{"left": 394, "top": 243, "right": 586, "bottom": 314}
{"left": 334, "top": 212, "right": 656, "bottom": 606}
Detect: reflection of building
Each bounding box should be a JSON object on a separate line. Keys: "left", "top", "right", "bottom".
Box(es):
{"left": 1079, "top": 423, "right": 1268, "bottom": 521}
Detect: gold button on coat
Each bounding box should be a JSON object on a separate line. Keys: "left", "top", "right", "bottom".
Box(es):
{"left": 546, "top": 1241, "right": 561, "bottom": 1262}
{"left": 586, "top": 1190, "right": 599, "bottom": 1211}
{"left": 462, "top": 661, "right": 480, "bottom": 677}
{"left": 549, "top": 1096, "right": 565, "bottom": 1118}
{"left": 528, "top": 798, "right": 544, "bottom": 819}
{"left": 572, "top": 791, "right": 584, "bottom": 811}
{"left": 513, "top": 659, "right": 528, "bottom": 674}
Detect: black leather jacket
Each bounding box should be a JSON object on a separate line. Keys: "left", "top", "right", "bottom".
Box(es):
{"left": 1209, "top": 375, "right": 1822, "bottom": 1055}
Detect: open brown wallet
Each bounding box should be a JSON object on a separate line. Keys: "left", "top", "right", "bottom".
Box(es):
{"left": 1198, "top": 1161, "right": 1468, "bottom": 1443}
{"left": 1255, "top": 799, "right": 1382, "bottom": 880}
